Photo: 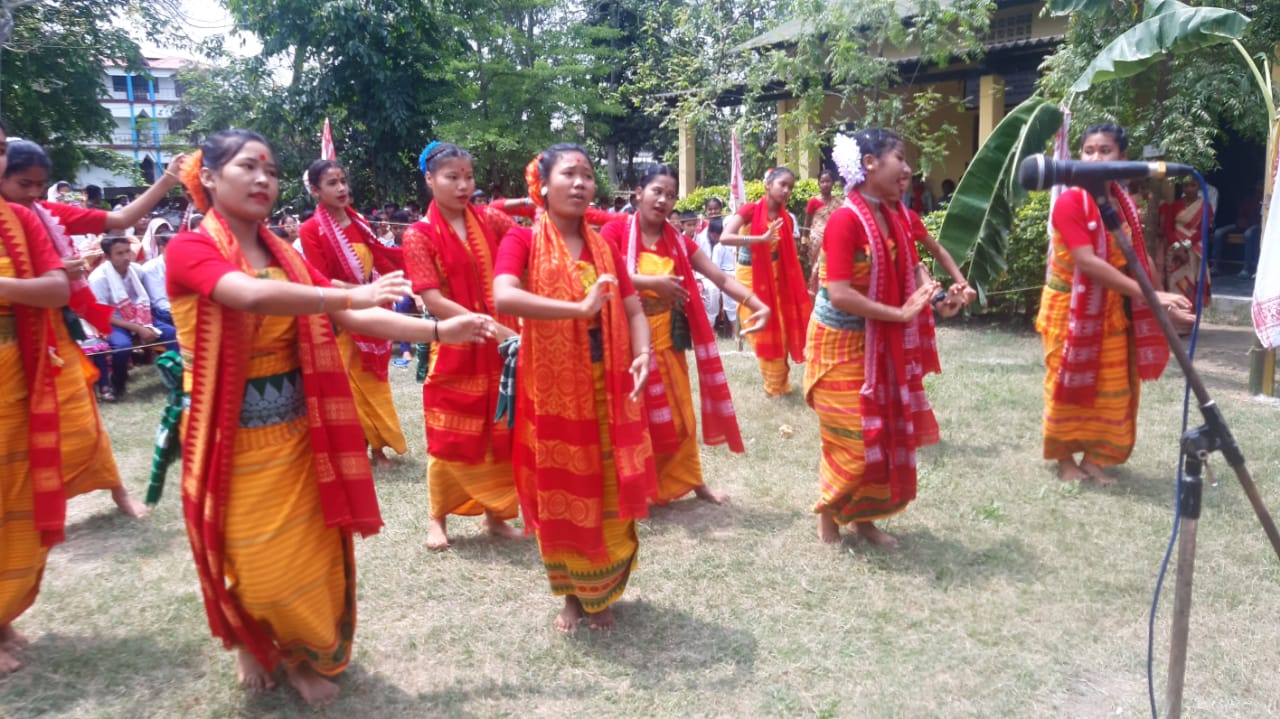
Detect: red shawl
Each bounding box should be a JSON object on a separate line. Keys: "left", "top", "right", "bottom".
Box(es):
{"left": 514, "top": 213, "right": 656, "bottom": 562}
{"left": 613, "top": 215, "right": 743, "bottom": 454}
{"left": 180, "top": 210, "right": 383, "bottom": 671}
{"left": 0, "top": 200, "right": 65, "bottom": 547}
{"left": 842, "top": 193, "right": 939, "bottom": 497}
{"left": 747, "top": 201, "right": 810, "bottom": 362}
{"left": 313, "top": 205, "right": 396, "bottom": 381}
{"left": 1054, "top": 185, "right": 1169, "bottom": 405}
{"left": 29, "top": 202, "right": 114, "bottom": 333}
{"left": 410, "top": 202, "right": 514, "bottom": 463}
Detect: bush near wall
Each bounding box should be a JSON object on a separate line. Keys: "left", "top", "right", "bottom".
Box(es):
{"left": 922, "top": 192, "right": 1048, "bottom": 321}
{"left": 674, "top": 178, "right": 824, "bottom": 218}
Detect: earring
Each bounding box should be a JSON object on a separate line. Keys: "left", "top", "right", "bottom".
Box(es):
{"left": 540, "top": 186, "right": 548, "bottom": 196}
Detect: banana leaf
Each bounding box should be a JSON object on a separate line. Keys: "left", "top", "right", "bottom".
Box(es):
{"left": 937, "top": 97, "right": 1063, "bottom": 299}
{"left": 1070, "top": 0, "right": 1249, "bottom": 93}
{"left": 1045, "top": 0, "right": 1113, "bottom": 16}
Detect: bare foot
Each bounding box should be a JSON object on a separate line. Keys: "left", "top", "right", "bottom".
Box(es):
{"left": 284, "top": 662, "right": 339, "bottom": 706}
{"left": 0, "top": 624, "right": 30, "bottom": 651}
{"left": 236, "top": 648, "right": 276, "bottom": 691}
{"left": 482, "top": 513, "right": 524, "bottom": 541}
{"left": 854, "top": 521, "right": 899, "bottom": 550}
{"left": 370, "top": 450, "right": 394, "bottom": 469}
{"left": 1079, "top": 460, "right": 1119, "bottom": 486}
{"left": 586, "top": 606, "right": 615, "bottom": 632}
{"left": 112, "top": 486, "right": 151, "bottom": 519}
{"left": 694, "top": 485, "right": 730, "bottom": 505}
{"left": 0, "top": 647, "right": 20, "bottom": 674}
{"left": 426, "top": 517, "right": 450, "bottom": 550}
{"left": 555, "top": 596, "right": 584, "bottom": 634}
{"left": 817, "top": 511, "right": 840, "bottom": 544}
{"left": 1057, "top": 459, "right": 1089, "bottom": 483}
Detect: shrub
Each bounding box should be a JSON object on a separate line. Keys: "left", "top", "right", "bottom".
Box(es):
{"left": 986, "top": 192, "right": 1049, "bottom": 318}
{"left": 674, "top": 177, "right": 828, "bottom": 218}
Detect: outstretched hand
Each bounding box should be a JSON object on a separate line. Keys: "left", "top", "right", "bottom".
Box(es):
{"left": 350, "top": 271, "right": 413, "bottom": 309}
{"left": 740, "top": 305, "right": 771, "bottom": 336}
{"left": 437, "top": 313, "right": 497, "bottom": 344}
{"left": 899, "top": 281, "right": 939, "bottom": 322}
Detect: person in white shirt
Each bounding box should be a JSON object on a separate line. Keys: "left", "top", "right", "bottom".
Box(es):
{"left": 88, "top": 236, "right": 178, "bottom": 399}
{"left": 138, "top": 225, "right": 173, "bottom": 326}
{"left": 697, "top": 218, "right": 738, "bottom": 335}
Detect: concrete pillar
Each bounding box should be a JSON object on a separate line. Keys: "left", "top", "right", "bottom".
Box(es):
{"left": 977, "top": 74, "right": 1005, "bottom": 148}
{"left": 776, "top": 99, "right": 794, "bottom": 171}
{"left": 678, "top": 117, "right": 696, "bottom": 198}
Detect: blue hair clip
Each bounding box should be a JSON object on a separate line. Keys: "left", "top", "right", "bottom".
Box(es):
{"left": 418, "top": 141, "right": 441, "bottom": 174}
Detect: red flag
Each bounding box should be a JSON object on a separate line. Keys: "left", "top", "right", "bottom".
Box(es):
{"left": 729, "top": 130, "right": 746, "bottom": 212}
{"left": 321, "top": 118, "right": 336, "bottom": 161}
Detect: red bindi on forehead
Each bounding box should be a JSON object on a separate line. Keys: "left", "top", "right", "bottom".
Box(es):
{"left": 259, "top": 154, "right": 268, "bottom": 161}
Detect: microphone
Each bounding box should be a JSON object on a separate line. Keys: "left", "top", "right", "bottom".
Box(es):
{"left": 1017, "top": 154, "right": 1194, "bottom": 192}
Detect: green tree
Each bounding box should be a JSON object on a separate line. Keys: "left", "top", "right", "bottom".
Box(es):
{"left": 221, "top": 0, "right": 456, "bottom": 204}
{"left": 0, "top": 1, "right": 160, "bottom": 180}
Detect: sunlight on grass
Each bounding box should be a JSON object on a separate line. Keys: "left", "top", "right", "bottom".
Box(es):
{"left": 2, "top": 322, "right": 1278, "bottom": 717}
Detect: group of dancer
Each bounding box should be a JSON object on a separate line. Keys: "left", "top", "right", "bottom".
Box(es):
{"left": 0, "top": 118, "right": 1192, "bottom": 704}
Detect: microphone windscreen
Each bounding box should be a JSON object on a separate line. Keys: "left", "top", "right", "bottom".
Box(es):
{"left": 1018, "top": 155, "right": 1050, "bottom": 192}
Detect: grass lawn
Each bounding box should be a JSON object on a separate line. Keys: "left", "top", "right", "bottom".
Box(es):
{"left": 2, "top": 321, "right": 1279, "bottom": 718}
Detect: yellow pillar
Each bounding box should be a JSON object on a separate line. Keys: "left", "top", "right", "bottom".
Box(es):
{"left": 678, "top": 117, "right": 696, "bottom": 199}
{"left": 776, "top": 99, "right": 794, "bottom": 171}
{"left": 977, "top": 74, "right": 1006, "bottom": 147}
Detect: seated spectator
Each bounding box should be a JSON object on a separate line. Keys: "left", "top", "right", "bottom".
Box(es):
{"left": 1210, "top": 181, "right": 1262, "bottom": 278}
{"left": 138, "top": 225, "right": 173, "bottom": 326}
{"left": 470, "top": 188, "right": 489, "bottom": 206}
{"left": 88, "top": 236, "right": 177, "bottom": 400}
{"left": 937, "top": 179, "right": 956, "bottom": 209}
{"left": 698, "top": 218, "right": 738, "bottom": 337}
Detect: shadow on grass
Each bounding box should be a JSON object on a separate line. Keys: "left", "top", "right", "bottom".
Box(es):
{"left": 568, "top": 599, "right": 758, "bottom": 692}
{"left": 54, "top": 506, "right": 181, "bottom": 565}
{"left": 847, "top": 528, "right": 1041, "bottom": 588}
{"left": 238, "top": 660, "right": 601, "bottom": 718}
{"left": 0, "top": 632, "right": 196, "bottom": 717}
{"left": 432, "top": 530, "right": 541, "bottom": 567}
{"left": 641, "top": 499, "right": 798, "bottom": 540}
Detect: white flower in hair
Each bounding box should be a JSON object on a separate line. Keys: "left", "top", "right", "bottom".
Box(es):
{"left": 832, "top": 133, "right": 866, "bottom": 188}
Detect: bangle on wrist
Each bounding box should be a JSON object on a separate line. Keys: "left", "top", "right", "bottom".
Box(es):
{"left": 317, "top": 287, "right": 326, "bottom": 312}
{"left": 433, "top": 320, "right": 440, "bottom": 343}
{"left": 345, "top": 291, "right": 352, "bottom": 310}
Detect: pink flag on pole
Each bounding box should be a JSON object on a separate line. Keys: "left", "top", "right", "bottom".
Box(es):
{"left": 321, "top": 118, "right": 336, "bottom": 161}
{"left": 729, "top": 130, "right": 746, "bottom": 212}
{"left": 1252, "top": 121, "right": 1280, "bottom": 348}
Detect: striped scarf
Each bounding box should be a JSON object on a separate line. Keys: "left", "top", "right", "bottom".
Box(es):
{"left": 181, "top": 210, "right": 382, "bottom": 672}
{"left": 1054, "top": 185, "right": 1169, "bottom": 405}
{"left": 413, "top": 202, "right": 514, "bottom": 463}
{"left": 0, "top": 199, "right": 65, "bottom": 547}
{"left": 31, "top": 201, "right": 114, "bottom": 334}
{"left": 621, "top": 215, "right": 743, "bottom": 454}
{"left": 315, "top": 204, "right": 392, "bottom": 380}
{"left": 747, "top": 200, "right": 811, "bottom": 362}
{"left": 514, "top": 213, "right": 656, "bottom": 562}
{"left": 842, "top": 192, "right": 939, "bottom": 482}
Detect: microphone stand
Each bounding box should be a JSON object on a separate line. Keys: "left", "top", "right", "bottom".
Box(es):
{"left": 1087, "top": 184, "right": 1280, "bottom": 719}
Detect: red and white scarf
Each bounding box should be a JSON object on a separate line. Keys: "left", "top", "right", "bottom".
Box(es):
{"left": 623, "top": 215, "right": 743, "bottom": 453}
{"left": 1054, "top": 185, "right": 1169, "bottom": 405}
{"left": 315, "top": 204, "right": 393, "bottom": 380}
{"left": 31, "top": 202, "right": 114, "bottom": 333}
{"left": 842, "top": 193, "right": 939, "bottom": 474}
{"left": 90, "top": 261, "right": 152, "bottom": 325}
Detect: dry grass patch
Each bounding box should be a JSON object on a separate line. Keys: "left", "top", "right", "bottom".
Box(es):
{"left": 2, "top": 322, "right": 1278, "bottom": 717}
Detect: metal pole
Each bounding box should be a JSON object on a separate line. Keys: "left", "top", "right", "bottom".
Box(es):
{"left": 1165, "top": 446, "right": 1206, "bottom": 719}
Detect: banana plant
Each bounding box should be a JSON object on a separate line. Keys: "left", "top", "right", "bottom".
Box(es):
{"left": 1068, "top": 0, "right": 1249, "bottom": 94}
{"left": 936, "top": 97, "right": 1062, "bottom": 298}
{"left": 937, "top": 0, "right": 1255, "bottom": 301}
